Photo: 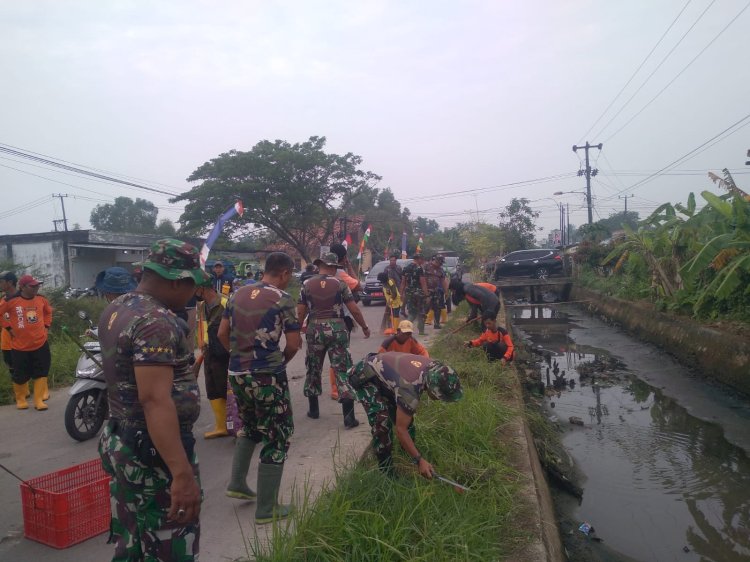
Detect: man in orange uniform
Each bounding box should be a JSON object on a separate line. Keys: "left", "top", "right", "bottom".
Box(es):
{"left": 378, "top": 321, "right": 429, "bottom": 357}
{"left": 0, "top": 274, "right": 53, "bottom": 410}
{"left": 449, "top": 279, "right": 500, "bottom": 322}
{"left": 1, "top": 271, "right": 19, "bottom": 384}
{"left": 465, "top": 318, "right": 514, "bottom": 362}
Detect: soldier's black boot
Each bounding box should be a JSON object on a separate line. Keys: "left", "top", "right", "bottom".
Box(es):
{"left": 307, "top": 395, "right": 319, "bottom": 419}
{"left": 376, "top": 452, "right": 395, "bottom": 477}
{"left": 342, "top": 399, "right": 359, "bottom": 429}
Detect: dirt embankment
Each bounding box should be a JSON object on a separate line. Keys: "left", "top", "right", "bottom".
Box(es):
{"left": 572, "top": 286, "right": 750, "bottom": 395}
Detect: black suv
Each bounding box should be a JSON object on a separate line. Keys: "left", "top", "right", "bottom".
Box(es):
{"left": 361, "top": 259, "right": 412, "bottom": 306}
{"left": 489, "top": 249, "right": 563, "bottom": 280}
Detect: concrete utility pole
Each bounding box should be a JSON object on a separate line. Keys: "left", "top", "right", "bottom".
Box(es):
{"left": 52, "top": 193, "right": 69, "bottom": 231}
{"left": 619, "top": 194, "right": 634, "bottom": 213}
{"left": 53, "top": 193, "right": 71, "bottom": 286}
{"left": 572, "top": 142, "right": 602, "bottom": 224}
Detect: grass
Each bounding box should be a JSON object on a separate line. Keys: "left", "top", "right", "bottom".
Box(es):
{"left": 249, "top": 308, "right": 533, "bottom": 561}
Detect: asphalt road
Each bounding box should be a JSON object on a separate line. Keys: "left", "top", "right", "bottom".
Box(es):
{"left": 0, "top": 303, "right": 443, "bottom": 562}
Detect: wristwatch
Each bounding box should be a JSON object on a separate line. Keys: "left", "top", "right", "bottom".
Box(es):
{"left": 411, "top": 454, "right": 422, "bottom": 465}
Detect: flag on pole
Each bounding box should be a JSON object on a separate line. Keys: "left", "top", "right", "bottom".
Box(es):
{"left": 200, "top": 200, "right": 244, "bottom": 267}
{"left": 401, "top": 231, "right": 408, "bottom": 259}
{"left": 384, "top": 231, "right": 393, "bottom": 258}
{"left": 357, "top": 224, "right": 371, "bottom": 260}
{"left": 416, "top": 233, "right": 423, "bottom": 254}
{"left": 342, "top": 233, "right": 353, "bottom": 249}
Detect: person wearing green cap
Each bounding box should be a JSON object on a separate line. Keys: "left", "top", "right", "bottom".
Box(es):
{"left": 344, "top": 351, "right": 463, "bottom": 478}
{"left": 97, "top": 238, "right": 210, "bottom": 562}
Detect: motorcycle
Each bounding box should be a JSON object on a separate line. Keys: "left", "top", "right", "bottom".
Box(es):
{"left": 63, "top": 312, "right": 108, "bottom": 441}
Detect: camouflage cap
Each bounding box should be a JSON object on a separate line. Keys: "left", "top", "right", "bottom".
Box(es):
{"left": 314, "top": 252, "right": 342, "bottom": 268}
{"left": 142, "top": 238, "right": 211, "bottom": 285}
{"left": 424, "top": 360, "right": 463, "bottom": 402}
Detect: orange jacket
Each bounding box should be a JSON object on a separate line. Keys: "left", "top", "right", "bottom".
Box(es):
{"left": 378, "top": 336, "right": 429, "bottom": 357}
{"left": 0, "top": 295, "right": 53, "bottom": 351}
{"left": 470, "top": 327, "right": 514, "bottom": 360}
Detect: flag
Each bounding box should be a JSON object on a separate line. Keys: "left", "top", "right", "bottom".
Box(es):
{"left": 416, "top": 233, "right": 423, "bottom": 254}
{"left": 342, "top": 233, "right": 353, "bottom": 249}
{"left": 384, "top": 230, "right": 393, "bottom": 258}
{"left": 401, "top": 231, "right": 407, "bottom": 259}
{"left": 357, "top": 224, "right": 371, "bottom": 260}
{"left": 200, "top": 200, "right": 244, "bottom": 266}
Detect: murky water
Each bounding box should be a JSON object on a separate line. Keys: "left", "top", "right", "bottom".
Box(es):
{"left": 512, "top": 304, "right": 750, "bottom": 562}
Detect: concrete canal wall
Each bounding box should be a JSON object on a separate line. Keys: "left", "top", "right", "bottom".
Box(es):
{"left": 572, "top": 286, "right": 750, "bottom": 396}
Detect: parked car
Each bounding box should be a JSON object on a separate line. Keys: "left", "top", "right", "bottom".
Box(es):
{"left": 489, "top": 249, "right": 563, "bottom": 280}
{"left": 361, "top": 259, "right": 413, "bottom": 306}
{"left": 442, "top": 256, "right": 463, "bottom": 279}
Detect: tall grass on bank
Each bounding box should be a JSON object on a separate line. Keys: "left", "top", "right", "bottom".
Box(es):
{"left": 251, "top": 312, "right": 532, "bottom": 561}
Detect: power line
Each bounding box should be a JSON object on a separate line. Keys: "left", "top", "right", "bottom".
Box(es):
{"left": 0, "top": 144, "right": 180, "bottom": 197}
{"left": 578, "top": 0, "right": 693, "bottom": 143}
{"left": 603, "top": 0, "right": 750, "bottom": 143}
{"left": 593, "top": 0, "right": 718, "bottom": 140}
{"left": 604, "top": 112, "right": 750, "bottom": 198}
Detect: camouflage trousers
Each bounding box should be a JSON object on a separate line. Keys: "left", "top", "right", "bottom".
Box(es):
{"left": 98, "top": 423, "right": 201, "bottom": 562}
{"left": 403, "top": 289, "right": 427, "bottom": 334}
{"left": 304, "top": 319, "right": 354, "bottom": 401}
{"left": 345, "top": 377, "right": 415, "bottom": 458}
{"left": 428, "top": 290, "right": 445, "bottom": 326}
{"left": 229, "top": 369, "right": 293, "bottom": 464}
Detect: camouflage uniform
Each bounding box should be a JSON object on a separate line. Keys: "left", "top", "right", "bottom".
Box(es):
{"left": 343, "top": 352, "right": 463, "bottom": 460}
{"left": 98, "top": 291, "right": 202, "bottom": 561}
{"left": 299, "top": 273, "right": 355, "bottom": 401}
{"left": 423, "top": 260, "right": 446, "bottom": 328}
{"left": 224, "top": 281, "right": 300, "bottom": 464}
{"left": 401, "top": 262, "right": 427, "bottom": 334}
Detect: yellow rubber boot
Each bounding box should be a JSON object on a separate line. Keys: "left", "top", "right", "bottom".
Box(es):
{"left": 39, "top": 376, "right": 50, "bottom": 401}
{"left": 204, "top": 398, "right": 229, "bottom": 439}
{"left": 329, "top": 368, "right": 339, "bottom": 400}
{"left": 13, "top": 383, "right": 29, "bottom": 410}
{"left": 33, "top": 378, "right": 48, "bottom": 411}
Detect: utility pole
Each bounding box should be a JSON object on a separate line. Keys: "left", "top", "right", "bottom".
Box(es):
{"left": 619, "top": 194, "right": 634, "bottom": 213}
{"left": 572, "top": 142, "right": 602, "bottom": 224}
{"left": 53, "top": 194, "right": 71, "bottom": 286}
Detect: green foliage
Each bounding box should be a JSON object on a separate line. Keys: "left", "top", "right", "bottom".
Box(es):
{"left": 252, "top": 313, "right": 530, "bottom": 561}
{"left": 90, "top": 196, "right": 159, "bottom": 233}
{"left": 347, "top": 186, "right": 411, "bottom": 261}
{"left": 463, "top": 223, "right": 506, "bottom": 268}
{"left": 174, "top": 136, "right": 381, "bottom": 262}
{"left": 497, "top": 198, "right": 539, "bottom": 251}
{"left": 155, "top": 218, "right": 177, "bottom": 235}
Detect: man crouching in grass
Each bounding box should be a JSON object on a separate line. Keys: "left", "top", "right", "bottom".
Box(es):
{"left": 344, "top": 352, "right": 462, "bottom": 477}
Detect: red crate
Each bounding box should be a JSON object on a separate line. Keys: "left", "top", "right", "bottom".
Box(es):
{"left": 20, "top": 458, "right": 111, "bottom": 548}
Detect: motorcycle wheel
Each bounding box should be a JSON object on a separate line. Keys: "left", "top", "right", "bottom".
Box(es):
{"left": 65, "top": 389, "right": 108, "bottom": 442}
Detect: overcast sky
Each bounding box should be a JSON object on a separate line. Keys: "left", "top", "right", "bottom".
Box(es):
{"left": 1, "top": 0, "right": 748, "bottom": 241}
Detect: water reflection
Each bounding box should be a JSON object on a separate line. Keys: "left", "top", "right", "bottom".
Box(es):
{"left": 516, "top": 306, "right": 750, "bottom": 562}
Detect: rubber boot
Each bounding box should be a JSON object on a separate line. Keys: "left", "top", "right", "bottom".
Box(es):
{"left": 204, "top": 398, "right": 230, "bottom": 439}
{"left": 329, "top": 368, "right": 338, "bottom": 400}
{"left": 33, "top": 378, "right": 48, "bottom": 411}
{"left": 42, "top": 378, "right": 49, "bottom": 401}
{"left": 226, "top": 437, "right": 257, "bottom": 500}
{"left": 13, "top": 383, "right": 29, "bottom": 410}
{"left": 342, "top": 399, "right": 359, "bottom": 429}
{"left": 255, "top": 462, "right": 293, "bottom": 524}
{"left": 307, "top": 395, "right": 319, "bottom": 419}
{"left": 376, "top": 451, "right": 395, "bottom": 477}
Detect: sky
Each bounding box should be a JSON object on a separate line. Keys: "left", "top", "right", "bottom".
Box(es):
{"left": 1, "top": 0, "right": 748, "bottom": 242}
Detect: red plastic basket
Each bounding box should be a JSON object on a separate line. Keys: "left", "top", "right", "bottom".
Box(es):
{"left": 20, "top": 458, "right": 111, "bottom": 549}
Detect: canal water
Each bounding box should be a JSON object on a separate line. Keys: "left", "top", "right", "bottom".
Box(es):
{"left": 511, "top": 303, "right": 750, "bottom": 562}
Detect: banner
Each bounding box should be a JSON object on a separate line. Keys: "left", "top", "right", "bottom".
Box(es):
{"left": 357, "top": 224, "right": 371, "bottom": 260}
{"left": 199, "top": 200, "right": 244, "bottom": 267}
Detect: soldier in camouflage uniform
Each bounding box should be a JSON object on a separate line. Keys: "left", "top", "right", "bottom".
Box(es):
{"left": 297, "top": 252, "right": 370, "bottom": 427}
{"left": 424, "top": 254, "right": 448, "bottom": 329}
{"left": 97, "top": 238, "right": 211, "bottom": 562}
{"left": 344, "top": 351, "right": 463, "bottom": 478}
{"left": 217, "top": 252, "right": 302, "bottom": 524}
{"left": 399, "top": 253, "right": 429, "bottom": 335}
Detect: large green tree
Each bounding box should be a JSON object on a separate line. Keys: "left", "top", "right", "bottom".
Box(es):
{"left": 172, "top": 136, "right": 381, "bottom": 262}
{"left": 346, "top": 186, "right": 411, "bottom": 261}
{"left": 497, "top": 198, "right": 540, "bottom": 251}
{"left": 90, "top": 197, "right": 159, "bottom": 233}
